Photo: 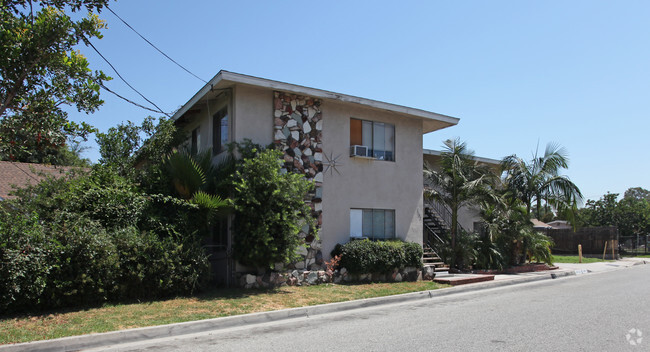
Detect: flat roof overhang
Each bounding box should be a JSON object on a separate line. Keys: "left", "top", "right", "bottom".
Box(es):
{"left": 172, "top": 71, "right": 460, "bottom": 134}
{"left": 423, "top": 149, "right": 501, "bottom": 166}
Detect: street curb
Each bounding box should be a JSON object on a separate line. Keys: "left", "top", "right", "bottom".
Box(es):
{"left": 0, "top": 268, "right": 612, "bottom": 352}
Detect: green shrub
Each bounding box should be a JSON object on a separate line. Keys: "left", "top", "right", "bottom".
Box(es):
{"left": 113, "top": 227, "right": 210, "bottom": 300}
{"left": 232, "top": 148, "right": 315, "bottom": 268}
{"left": 41, "top": 214, "right": 119, "bottom": 309}
{"left": 0, "top": 210, "right": 50, "bottom": 310}
{"left": 522, "top": 230, "right": 554, "bottom": 265}
{"left": 331, "top": 240, "right": 423, "bottom": 274}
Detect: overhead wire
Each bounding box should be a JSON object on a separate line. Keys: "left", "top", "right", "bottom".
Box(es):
{"left": 84, "top": 39, "right": 171, "bottom": 117}
{"left": 99, "top": 83, "right": 168, "bottom": 115}
{"left": 105, "top": 5, "right": 208, "bottom": 84}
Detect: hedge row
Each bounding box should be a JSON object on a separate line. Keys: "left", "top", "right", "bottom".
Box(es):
{"left": 0, "top": 209, "right": 210, "bottom": 313}
{"left": 331, "top": 239, "right": 423, "bottom": 274}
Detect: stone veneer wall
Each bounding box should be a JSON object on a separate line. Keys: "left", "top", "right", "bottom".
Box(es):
{"left": 237, "top": 266, "right": 430, "bottom": 289}
{"left": 273, "top": 91, "right": 324, "bottom": 271}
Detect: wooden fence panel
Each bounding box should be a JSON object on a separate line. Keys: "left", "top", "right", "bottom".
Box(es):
{"left": 545, "top": 227, "right": 618, "bottom": 255}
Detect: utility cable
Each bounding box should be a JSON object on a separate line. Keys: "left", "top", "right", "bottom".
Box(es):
{"left": 100, "top": 83, "right": 169, "bottom": 115}
{"left": 84, "top": 39, "right": 170, "bottom": 117}
{"left": 105, "top": 5, "right": 208, "bottom": 84}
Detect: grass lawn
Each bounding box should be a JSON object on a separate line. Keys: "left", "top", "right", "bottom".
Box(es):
{"left": 552, "top": 255, "right": 612, "bottom": 263}
{"left": 0, "top": 281, "right": 447, "bottom": 345}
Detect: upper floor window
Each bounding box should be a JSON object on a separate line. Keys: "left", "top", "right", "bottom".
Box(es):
{"left": 191, "top": 127, "right": 200, "bottom": 155}
{"left": 213, "top": 107, "right": 229, "bottom": 155}
{"left": 350, "top": 118, "right": 395, "bottom": 161}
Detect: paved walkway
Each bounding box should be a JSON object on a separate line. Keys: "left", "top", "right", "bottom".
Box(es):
{"left": 438, "top": 257, "right": 648, "bottom": 285}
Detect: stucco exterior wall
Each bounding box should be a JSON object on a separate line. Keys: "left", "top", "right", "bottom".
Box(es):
{"left": 320, "top": 100, "right": 424, "bottom": 259}
{"left": 232, "top": 85, "right": 274, "bottom": 146}
{"left": 180, "top": 85, "right": 427, "bottom": 264}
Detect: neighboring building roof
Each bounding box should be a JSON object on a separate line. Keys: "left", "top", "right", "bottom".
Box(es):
{"left": 423, "top": 148, "right": 501, "bottom": 165}
{"left": 531, "top": 218, "right": 553, "bottom": 229}
{"left": 171, "top": 70, "right": 460, "bottom": 134}
{"left": 0, "top": 161, "right": 78, "bottom": 200}
{"left": 547, "top": 220, "right": 572, "bottom": 229}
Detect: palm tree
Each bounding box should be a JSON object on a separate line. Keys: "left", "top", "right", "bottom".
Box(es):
{"left": 423, "top": 139, "right": 497, "bottom": 252}
{"left": 166, "top": 149, "right": 230, "bottom": 230}
{"left": 501, "top": 142, "right": 582, "bottom": 220}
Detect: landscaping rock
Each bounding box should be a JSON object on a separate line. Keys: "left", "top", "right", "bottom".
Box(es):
{"left": 307, "top": 271, "right": 318, "bottom": 285}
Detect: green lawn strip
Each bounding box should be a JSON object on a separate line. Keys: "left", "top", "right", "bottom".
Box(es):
{"left": 552, "top": 255, "right": 611, "bottom": 263}
{"left": 0, "top": 281, "right": 447, "bottom": 345}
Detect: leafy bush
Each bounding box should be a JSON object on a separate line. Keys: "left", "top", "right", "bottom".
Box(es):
{"left": 232, "top": 148, "right": 315, "bottom": 268}
{"left": 113, "top": 227, "right": 209, "bottom": 301}
{"left": 521, "top": 230, "right": 554, "bottom": 265}
{"left": 40, "top": 214, "right": 118, "bottom": 308}
{"left": 0, "top": 166, "right": 212, "bottom": 312}
{"left": 0, "top": 210, "right": 50, "bottom": 310}
{"left": 331, "top": 240, "right": 423, "bottom": 274}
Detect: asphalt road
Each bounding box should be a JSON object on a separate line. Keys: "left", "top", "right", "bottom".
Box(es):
{"left": 92, "top": 264, "right": 650, "bottom": 351}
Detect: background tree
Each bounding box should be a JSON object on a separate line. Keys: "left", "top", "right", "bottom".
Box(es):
{"left": 96, "top": 120, "right": 142, "bottom": 175}
{"left": 624, "top": 187, "right": 650, "bottom": 202}
{"left": 577, "top": 188, "right": 650, "bottom": 238}
{"left": 501, "top": 142, "right": 582, "bottom": 220}
{"left": 0, "top": 0, "right": 111, "bottom": 164}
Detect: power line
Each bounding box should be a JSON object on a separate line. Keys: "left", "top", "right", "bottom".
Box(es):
{"left": 105, "top": 6, "right": 208, "bottom": 84}
{"left": 100, "top": 83, "right": 168, "bottom": 115}
{"left": 84, "top": 39, "right": 170, "bottom": 117}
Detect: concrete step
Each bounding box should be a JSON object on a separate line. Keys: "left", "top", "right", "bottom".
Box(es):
{"left": 423, "top": 261, "right": 445, "bottom": 266}
{"left": 434, "top": 274, "right": 495, "bottom": 286}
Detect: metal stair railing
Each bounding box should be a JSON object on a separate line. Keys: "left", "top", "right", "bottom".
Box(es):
{"left": 424, "top": 197, "right": 471, "bottom": 239}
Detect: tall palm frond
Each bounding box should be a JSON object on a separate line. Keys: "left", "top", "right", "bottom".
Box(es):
{"left": 501, "top": 142, "right": 582, "bottom": 220}
{"left": 424, "top": 138, "right": 497, "bottom": 265}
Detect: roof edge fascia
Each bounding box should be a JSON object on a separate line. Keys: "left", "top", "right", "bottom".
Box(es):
{"left": 423, "top": 148, "right": 501, "bottom": 165}
{"left": 172, "top": 71, "right": 460, "bottom": 129}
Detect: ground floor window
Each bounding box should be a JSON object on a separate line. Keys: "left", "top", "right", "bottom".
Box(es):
{"left": 350, "top": 209, "right": 395, "bottom": 240}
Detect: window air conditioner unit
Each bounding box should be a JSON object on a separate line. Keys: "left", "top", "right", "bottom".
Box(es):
{"left": 350, "top": 145, "right": 369, "bottom": 157}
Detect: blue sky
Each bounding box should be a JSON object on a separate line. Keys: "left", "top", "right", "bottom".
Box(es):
{"left": 72, "top": 0, "right": 650, "bottom": 201}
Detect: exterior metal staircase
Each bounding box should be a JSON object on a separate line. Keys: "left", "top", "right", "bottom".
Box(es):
{"left": 422, "top": 197, "right": 471, "bottom": 274}
{"left": 422, "top": 245, "right": 449, "bottom": 274}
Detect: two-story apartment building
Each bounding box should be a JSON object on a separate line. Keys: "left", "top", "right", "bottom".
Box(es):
{"left": 171, "top": 71, "right": 459, "bottom": 281}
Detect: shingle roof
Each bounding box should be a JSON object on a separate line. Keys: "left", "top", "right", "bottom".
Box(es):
{"left": 0, "top": 161, "right": 78, "bottom": 200}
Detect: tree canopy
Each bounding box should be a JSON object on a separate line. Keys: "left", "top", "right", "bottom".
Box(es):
{"left": 0, "top": 0, "right": 111, "bottom": 164}
{"left": 424, "top": 138, "right": 496, "bottom": 256}
{"left": 501, "top": 142, "right": 582, "bottom": 220}
{"left": 577, "top": 188, "right": 650, "bottom": 237}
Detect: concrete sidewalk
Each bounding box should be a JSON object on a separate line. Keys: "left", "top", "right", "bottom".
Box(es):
{"left": 1, "top": 258, "right": 646, "bottom": 352}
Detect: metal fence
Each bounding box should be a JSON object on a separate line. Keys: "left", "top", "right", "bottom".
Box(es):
{"left": 619, "top": 235, "right": 649, "bottom": 256}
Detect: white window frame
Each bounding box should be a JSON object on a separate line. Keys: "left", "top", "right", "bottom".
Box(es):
{"left": 350, "top": 208, "right": 396, "bottom": 240}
